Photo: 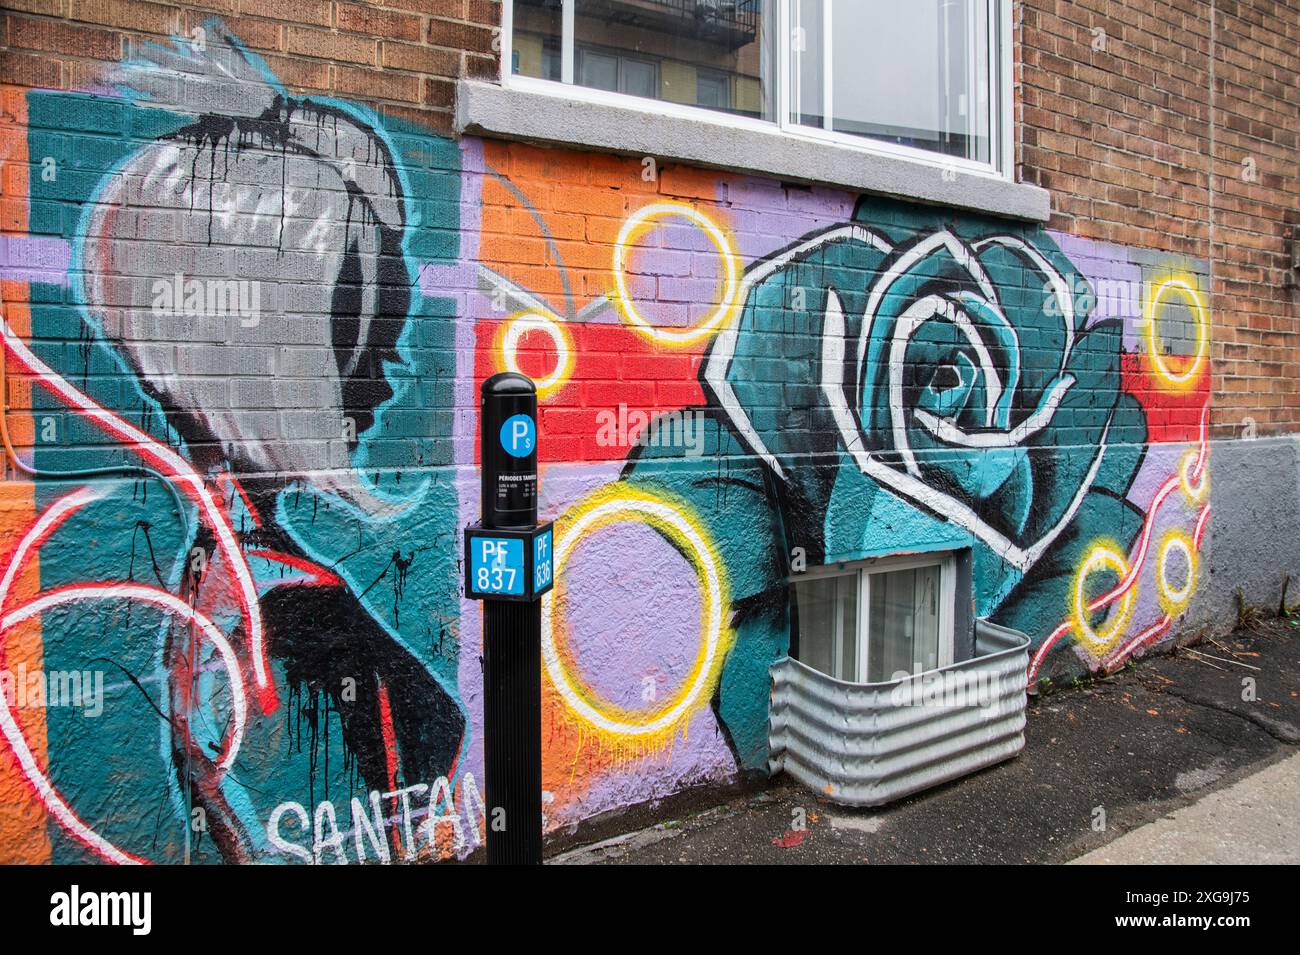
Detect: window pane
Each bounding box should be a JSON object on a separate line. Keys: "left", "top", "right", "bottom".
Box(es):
{"left": 580, "top": 49, "right": 619, "bottom": 90}
{"left": 837, "top": 575, "right": 857, "bottom": 680}
{"left": 790, "top": 0, "right": 826, "bottom": 129}
{"left": 867, "top": 565, "right": 942, "bottom": 681}
{"left": 622, "top": 58, "right": 659, "bottom": 97}
{"left": 696, "top": 69, "right": 731, "bottom": 110}
{"left": 795, "top": 574, "right": 858, "bottom": 680}
{"left": 795, "top": 577, "right": 835, "bottom": 676}
{"left": 571, "top": 0, "right": 776, "bottom": 120}
{"left": 868, "top": 568, "right": 909, "bottom": 682}
{"left": 513, "top": 0, "right": 563, "bottom": 81}
{"left": 793, "top": 0, "right": 994, "bottom": 163}
{"left": 911, "top": 564, "right": 941, "bottom": 672}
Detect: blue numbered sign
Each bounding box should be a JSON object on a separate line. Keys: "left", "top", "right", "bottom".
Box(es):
{"left": 464, "top": 521, "right": 553, "bottom": 601}
{"left": 533, "top": 527, "right": 553, "bottom": 592}
{"left": 470, "top": 536, "right": 525, "bottom": 596}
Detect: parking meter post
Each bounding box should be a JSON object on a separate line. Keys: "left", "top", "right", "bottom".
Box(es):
{"left": 481, "top": 372, "right": 538, "bottom": 531}
{"left": 482, "top": 598, "right": 542, "bottom": 864}
{"left": 472, "top": 372, "right": 546, "bottom": 865}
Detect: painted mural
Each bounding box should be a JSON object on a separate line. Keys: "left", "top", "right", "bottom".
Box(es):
{"left": 0, "top": 24, "right": 1210, "bottom": 862}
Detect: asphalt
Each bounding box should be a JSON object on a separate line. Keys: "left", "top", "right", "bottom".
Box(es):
{"left": 550, "top": 614, "right": 1300, "bottom": 865}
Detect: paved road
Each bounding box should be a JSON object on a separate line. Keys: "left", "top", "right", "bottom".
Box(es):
{"left": 1072, "top": 750, "right": 1300, "bottom": 864}
{"left": 547, "top": 617, "right": 1300, "bottom": 865}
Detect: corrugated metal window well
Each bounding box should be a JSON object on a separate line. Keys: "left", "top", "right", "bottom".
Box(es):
{"left": 771, "top": 552, "right": 1030, "bottom": 807}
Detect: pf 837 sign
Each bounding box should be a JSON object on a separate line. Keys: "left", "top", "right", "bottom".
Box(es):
{"left": 464, "top": 522, "right": 555, "bottom": 602}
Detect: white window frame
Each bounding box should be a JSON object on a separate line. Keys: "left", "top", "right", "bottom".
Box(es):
{"left": 795, "top": 552, "right": 957, "bottom": 682}
{"left": 499, "top": 0, "right": 1014, "bottom": 180}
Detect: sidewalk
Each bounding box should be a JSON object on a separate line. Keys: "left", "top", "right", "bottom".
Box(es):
{"left": 1072, "top": 750, "right": 1300, "bottom": 864}
{"left": 552, "top": 616, "right": 1300, "bottom": 865}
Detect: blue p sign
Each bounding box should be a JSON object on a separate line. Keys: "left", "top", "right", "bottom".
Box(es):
{"left": 500, "top": 414, "right": 536, "bottom": 458}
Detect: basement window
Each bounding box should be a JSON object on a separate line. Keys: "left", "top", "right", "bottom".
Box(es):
{"left": 794, "top": 553, "right": 956, "bottom": 683}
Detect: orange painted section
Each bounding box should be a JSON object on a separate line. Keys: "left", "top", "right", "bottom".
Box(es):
{"left": 0, "top": 83, "right": 51, "bottom": 864}
{"left": 477, "top": 143, "right": 731, "bottom": 812}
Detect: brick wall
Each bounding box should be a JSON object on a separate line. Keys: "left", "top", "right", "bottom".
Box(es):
{"left": 1020, "top": 0, "right": 1300, "bottom": 436}
{"left": 0, "top": 0, "right": 1286, "bottom": 864}
{"left": 1, "top": 0, "right": 502, "bottom": 135}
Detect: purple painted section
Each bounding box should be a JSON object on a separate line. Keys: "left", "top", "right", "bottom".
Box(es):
{"left": 724, "top": 176, "right": 856, "bottom": 262}
{"left": 453, "top": 458, "right": 739, "bottom": 831}
{"left": 1050, "top": 231, "right": 1145, "bottom": 342}
{"left": 573, "top": 723, "right": 737, "bottom": 824}
{"left": 621, "top": 223, "right": 728, "bottom": 329}
{"left": 1050, "top": 231, "right": 1210, "bottom": 353}
{"left": 574, "top": 176, "right": 854, "bottom": 333}
{"left": 449, "top": 137, "right": 489, "bottom": 804}
{"left": 563, "top": 521, "right": 702, "bottom": 708}
{"left": 535, "top": 462, "right": 738, "bottom": 819}
{"left": 0, "top": 235, "right": 71, "bottom": 285}
{"left": 1066, "top": 440, "right": 1204, "bottom": 668}
{"left": 1127, "top": 441, "right": 1188, "bottom": 511}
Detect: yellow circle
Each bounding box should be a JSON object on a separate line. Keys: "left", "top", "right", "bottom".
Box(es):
{"left": 611, "top": 202, "right": 739, "bottom": 347}
{"left": 500, "top": 310, "right": 573, "bottom": 400}
{"left": 1073, "top": 544, "right": 1136, "bottom": 651}
{"left": 1157, "top": 530, "right": 1196, "bottom": 615}
{"left": 1146, "top": 278, "right": 1208, "bottom": 387}
{"left": 541, "top": 486, "right": 728, "bottom": 737}
{"left": 1178, "top": 448, "right": 1209, "bottom": 502}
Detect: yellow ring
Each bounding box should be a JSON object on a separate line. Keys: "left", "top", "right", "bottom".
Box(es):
{"left": 1073, "top": 544, "right": 1136, "bottom": 652}
{"left": 541, "top": 486, "right": 729, "bottom": 737}
{"left": 500, "top": 310, "right": 574, "bottom": 400}
{"left": 611, "top": 201, "right": 739, "bottom": 347}
{"left": 1146, "top": 277, "right": 1208, "bottom": 387}
{"left": 1157, "top": 530, "right": 1196, "bottom": 615}
{"left": 1178, "top": 448, "right": 1209, "bottom": 502}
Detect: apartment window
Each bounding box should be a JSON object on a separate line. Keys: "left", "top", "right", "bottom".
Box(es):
{"left": 794, "top": 554, "right": 956, "bottom": 683}
{"left": 505, "top": 0, "right": 1009, "bottom": 171}
{"left": 579, "top": 47, "right": 661, "bottom": 97}
{"left": 696, "top": 68, "right": 732, "bottom": 111}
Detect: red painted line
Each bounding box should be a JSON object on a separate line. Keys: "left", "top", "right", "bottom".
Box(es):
{"left": 247, "top": 549, "right": 343, "bottom": 588}
{"left": 376, "top": 679, "right": 404, "bottom": 857}
{"left": 219, "top": 471, "right": 263, "bottom": 529}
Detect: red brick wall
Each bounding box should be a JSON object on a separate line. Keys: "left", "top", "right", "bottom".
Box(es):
{"left": 1019, "top": 0, "right": 1300, "bottom": 437}
{"left": 1, "top": 0, "right": 501, "bottom": 134}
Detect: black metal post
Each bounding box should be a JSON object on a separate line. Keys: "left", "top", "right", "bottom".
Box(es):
{"left": 478, "top": 372, "right": 543, "bottom": 865}
{"left": 482, "top": 599, "right": 543, "bottom": 864}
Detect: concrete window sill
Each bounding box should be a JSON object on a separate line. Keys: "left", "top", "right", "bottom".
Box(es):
{"left": 455, "top": 80, "right": 1051, "bottom": 223}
